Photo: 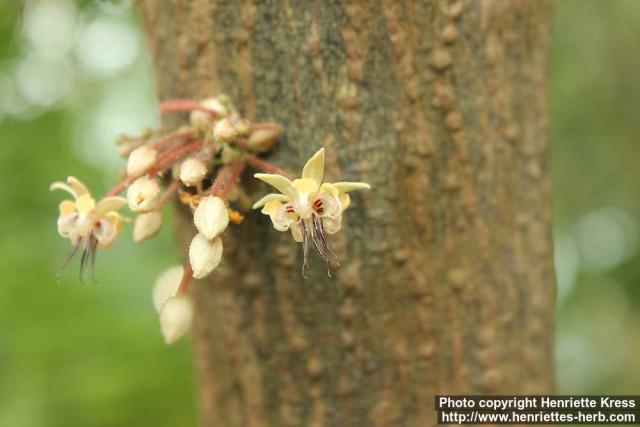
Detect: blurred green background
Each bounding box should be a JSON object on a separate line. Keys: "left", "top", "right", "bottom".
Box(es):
{"left": 0, "top": 0, "right": 639, "bottom": 426}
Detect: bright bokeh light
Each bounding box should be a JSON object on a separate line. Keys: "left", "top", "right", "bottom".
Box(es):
{"left": 75, "top": 16, "right": 140, "bottom": 78}
{"left": 574, "top": 207, "right": 638, "bottom": 272}
{"left": 15, "top": 50, "right": 75, "bottom": 108}
{"left": 553, "top": 230, "right": 580, "bottom": 304}
{"left": 22, "top": 0, "right": 76, "bottom": 53}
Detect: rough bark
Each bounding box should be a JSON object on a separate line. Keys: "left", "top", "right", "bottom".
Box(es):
{"left": 137, "top": 1, "right": 556, "bottom": 426}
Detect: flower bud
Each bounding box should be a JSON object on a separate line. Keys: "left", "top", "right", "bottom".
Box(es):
{"left": 179, "top": 158, "right": 208, "bottom": 187}
{"left": 127, "top": 177, "right": 161, "bottom": 213}
{"left": 190, "top": 97, "right": 229, "bottom": 130}
{"left": 152, "top": 265, "right": 183, "bottom": 312}
{"left": 189, "top": 233, "right": 223, "bottom": 279}
{"left": 246, "top": 124, "right": 283, "bottom": 152}
{"left": 194, "top": 196, "right": 229, "bottom": 239}
{"left": 212, "top": 118, "right": 238, "bottom": 143}
{"left": 127, "top": 145, "right": 157, "bottom": 177}
{"left": 232, "top": 117, "right": 251, "bottom": 137}
{"left": 159, "top": 295, "right": 193, "bottom": 344}
{"left": 133, "top": 211, "right": 163, "bottom": 243}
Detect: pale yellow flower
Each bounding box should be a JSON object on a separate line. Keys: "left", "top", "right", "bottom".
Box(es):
{"left": 252, "top": 148, "right": 370, "bottom": 273}
{"left": 50, "top": 176, "right": 127, "bottom": 278}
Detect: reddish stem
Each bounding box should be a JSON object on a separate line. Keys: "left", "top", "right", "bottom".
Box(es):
{"left": 160, "top": 99, "right": 219, "bottom": 116}
{"left": 177, "top": 263, "right": 193, "bottom": 295}
{"left": 149, "top": 139, "right": 205, "bottom": 178}
{"left": 155, "top": 180, "right": 180, "bottom": 209}
{"left": 246, "top": 156, "right": 291, "bottom": 179}
{"left": 151, "top": 129, "right": 195, "bottom": 150}
{"left": 107, "top": 176, "right": 135, "bottom": 197}
{"left": 209, "top": 164, "right": 233, "bottom": 196}
{"left": 220, "top": 162, "right": 247, "bottom": 200}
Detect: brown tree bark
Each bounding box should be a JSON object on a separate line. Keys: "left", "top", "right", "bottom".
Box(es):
{"left": 137, "top": 1, "right": 556, "bottom": 426}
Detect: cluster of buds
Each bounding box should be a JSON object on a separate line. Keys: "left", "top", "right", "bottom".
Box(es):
{"left": 52, "top": 94, "right": 370, "bottom": 345}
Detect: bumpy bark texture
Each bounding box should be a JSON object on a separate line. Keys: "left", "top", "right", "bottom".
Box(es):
{"left": 138, "top": 1, "right": 556, "bottom": 426}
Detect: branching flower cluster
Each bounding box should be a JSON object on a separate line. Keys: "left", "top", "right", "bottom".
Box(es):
{"left": 51, "top": 95, "right": 370, "bottom": 344}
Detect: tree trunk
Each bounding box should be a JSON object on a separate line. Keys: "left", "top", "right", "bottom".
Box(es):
{"left": 137, "top": 1, "right": 556, "bottom": 426}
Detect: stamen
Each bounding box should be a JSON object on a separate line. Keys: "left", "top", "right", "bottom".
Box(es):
{"left": 57, "top": 241, "right": 81, "bottom": 281}
{"left": 300, "top": 220, "right": 309, "bottom": 279}
{"left": 311, "top": 214, "right": 339, "bottom": 277}
{"left": 88, "top": 234, "right": 99, "bottom": 284}
{"left": 79, "top": 239, "right": 90, "bottom": 283}
{"left": 309, "top": 215, "right": 331, "bottom": 276}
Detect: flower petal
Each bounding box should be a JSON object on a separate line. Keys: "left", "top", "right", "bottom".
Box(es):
{"left": 94, "top": 196, "right": 127, "bottom": 216}
{"left": 301, "top": 148, "right": 325, "bottom": 183}
{"left": 50, "top": 182, "right": 77, "bottom": 197}
{"left": 94, "top": 219, "right": 118, "bottom": 247}
{"left": 67, "top": 176, "right": 90, "bottom": 196}
{"left": 323, "top": 215, "right": 342, "bottom": 234}
{"left": 332, "top": 181, "right": 371, "bottom": 193}
{"left": 58, "top": 200, "right": 76, "bottom": 216}
{"left": 75, "top": 194, "right": 96, "bottom": 215}
{"left": 254, "top": 173, "right": 295, "bottom": 198}
{"left": 261, "top": 200, "right": 295, "bottom": 231}
{"left": 252, "top": 193, "right": 290, "bottom": 209}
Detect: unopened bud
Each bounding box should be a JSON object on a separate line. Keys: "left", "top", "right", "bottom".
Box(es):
{"left": 179, "top": 158, "right": 208, "bottom": 187}
{"left": 127, "top": 145, "right": 157, "bottom": 177}
{"left": 189, "top": 97, "right": 229, "bottom": 130}
{"left": 118, "top": 141, "right": 136, "bottom": 157}
{"left": 133, "top": 211, "right": 163, "bottom": 243}
{"left": 194, "top": 196, "right": 229, "bottom": 239}
{"left": 127, "top": 177, "right": 161, "bottom": 213}
{"left": 159, "top": 295, "right": 193, "bottom": 344}
{"left": 233, "top": 117, "right": 251, "bottom": 137}
{"left": 189, "top": 233, "right": 223, "bottom": 279}
{"left": 246, "top": 124, "right": 283, "bottom": 152}
{"left": 152, "top": 265, "right": 183, "bottom": 312}
{"left": 213, "top": 117, "right": 239, "bottom": 143}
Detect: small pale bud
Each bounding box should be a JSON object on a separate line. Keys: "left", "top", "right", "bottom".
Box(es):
{"left": 179, "top": 158, "right": 208, "bottom": 187}
{"left": 152, "top": 265, "right": 183, "bottom": 312}
{"left": 159, "top": 296, "right": 193, "bottom": 344}
{"left": 233, "top": 118, "right": 251, "bottom": 137}
{"left": 246, "top": 125, "right": 283, "bottom": 152}
{"left": 127, "top": 177, "right": 161, "bottom": 213}
{"left": 133, "top": 211, "right": 163, "bottom": 243}
{"left": 189, "top": 234, "right": 223, "bottom": 279}
{"left": 194, "top": 196, "right": 229, "bottom": 239}
{"left": 127, "top": 145, "right": 157, "bottom": 177}
{"left": 190, "top": 97, "right": 229, "bottom": 129}
{"left": 118, "top": 141, "right": 136, "bottom": 157}
{"left": 213, "top": 118, "right": 238, "bottom": 143}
